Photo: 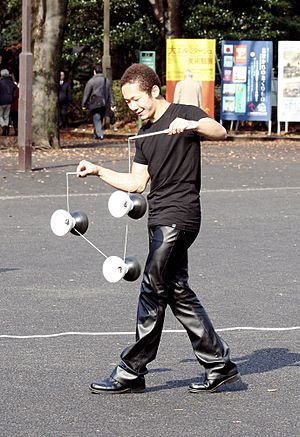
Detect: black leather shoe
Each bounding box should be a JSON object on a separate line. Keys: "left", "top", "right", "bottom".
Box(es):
{"left": 90, "top": 376, "right": 145, "bottom": 394}
{"left": 189, "top": 372, "right": 240, "bottom": 393}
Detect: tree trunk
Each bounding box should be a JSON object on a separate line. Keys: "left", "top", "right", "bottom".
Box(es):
{"left": 32, "top": 0, "right": 68, "bottom": 149}
{"left": 148, "top": 0, "right": 181, "bottom": 38}
{"left": 166, "top": 0, "right": 181, "bottom": 37}
{"left": 148, "top": 0, "right": 181, "bottom": 81}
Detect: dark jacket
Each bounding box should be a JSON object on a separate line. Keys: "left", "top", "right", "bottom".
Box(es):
{"left": 10, "top": 84, "right": 19, "bottom": 111}
{"left": 59, "top": 80, "right": 72, "bottom": 105}
{"left": 0, "top": 77, "right": 17, "bottom": 106}
{"left": 82, "top": 73, "right": 115, "bottom": 111}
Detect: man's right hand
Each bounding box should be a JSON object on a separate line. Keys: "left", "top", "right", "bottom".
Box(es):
{"left": 76, "top": 160, "right": 101, "bottom": 178}
{"left": 168, "top": 118, "right": 199, "bottom": 134}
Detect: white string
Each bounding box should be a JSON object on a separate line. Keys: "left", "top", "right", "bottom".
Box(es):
{"left": 72, "top": 228, "right": 107, "bottom": 258}
{"left": 123, "top": 224, "right": 129, "bottom": 260}
{"left": 64, "top": 172, "right": 108, "bottom": 258}
{"left": 66, "top": 172, "right": 70, "bottom": 212}
{"left": 66, "top": 172, "right": 77, "bottom": 212}
{"left": 128, "top": 138, "right": 131, "bottom": 174}
{"left": 122, "top": 137, "right": 134, "bottom": 261}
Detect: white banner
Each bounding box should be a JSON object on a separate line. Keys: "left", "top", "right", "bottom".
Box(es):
{"left": 278, "top": 41, "right": 300, "bottom": 121}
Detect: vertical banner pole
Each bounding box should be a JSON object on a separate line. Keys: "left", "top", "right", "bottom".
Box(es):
{"left": 268, "top": 120, "right": 272, "bottom": 136}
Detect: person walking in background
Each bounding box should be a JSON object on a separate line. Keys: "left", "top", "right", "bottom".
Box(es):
{"left": 0, "top": 69, "right": 17, "bottom": 136}
{"left": 58, "top": 71, "right": 72, "bottom": 129}
{"left": 76, "top": 63, "right": 239, "bottom": 395}
{"left": 82, "top": 64, "right": 115, "bottom": 140}
{"left": 173, "top": 69, "right": 202, "bottom": 108}
{"left": 10, "top": 78, "right": 19, "bottom": 136}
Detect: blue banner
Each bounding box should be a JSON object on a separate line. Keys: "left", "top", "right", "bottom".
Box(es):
{"left": 220, "top": 41, "right": 273, "bottom": 121}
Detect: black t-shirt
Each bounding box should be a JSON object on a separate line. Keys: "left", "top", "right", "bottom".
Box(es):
{"left": 134, "top": 103, "right": 208, "bottom": 232}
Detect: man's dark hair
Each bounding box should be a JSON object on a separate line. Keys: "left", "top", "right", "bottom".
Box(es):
{"left": 120, "top": 63, "right": 161, "bottom": 95}
{"left": 94, "top": 64, "right": 102, "bottom": 74}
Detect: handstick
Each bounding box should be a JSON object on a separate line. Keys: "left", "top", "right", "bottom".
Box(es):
{"left": 128, "top": 129, "right": 169, "bottom": 140}
{"left": 66, "top": 172, "right": 78, "bottom": 212}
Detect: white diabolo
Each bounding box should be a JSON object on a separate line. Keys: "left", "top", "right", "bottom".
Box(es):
{"left": 108, "top": 191, "right": 131, "bottom": 218}
{"left": 108, "top": 191, "right": 147, "bottom": 219}
{"left": 50, "top": 209, "right": 89, "bottom": 237}
{"left": 102, "top": 255, "right": 141, "bottom": 283}
{"left": 102, "top": 256, "right": 128, "bottom": 283}
{"left": 50, "top": 209, "right": 75, "bottom": 236}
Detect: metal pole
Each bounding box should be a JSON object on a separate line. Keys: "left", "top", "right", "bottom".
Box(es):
{"left": 18, "top": 0, "right": 33, "bottom": 171}
{"left": 268, "top": 120, "right": 272, "bottom": 136}
{"left": 102, "top": 0, "right": 111, "bottom": 80}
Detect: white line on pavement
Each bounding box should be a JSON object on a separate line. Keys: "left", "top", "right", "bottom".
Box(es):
{"left": 1, "top": 186, "right": 300, "bottom": 201}
{"left": 0, "top": 326, "right": 299, "bottom": 339}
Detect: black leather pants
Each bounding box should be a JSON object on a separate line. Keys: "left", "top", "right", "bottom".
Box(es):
{"left": 113, "top": 225, "right": 235, "bottom": 384}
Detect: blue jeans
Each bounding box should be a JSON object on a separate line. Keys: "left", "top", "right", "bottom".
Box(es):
{"left": 91, "top": 107, "right": 106, "bottom": 138}
{"left": 0, "top": 104, "right": 11, "bottom": 127}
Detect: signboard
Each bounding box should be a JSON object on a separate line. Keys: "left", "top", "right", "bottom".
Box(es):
{"left": 220, "top": 41, "right": 273, "bottom": 121}
{"left": 139, "top": 51, "right": 156, "bottom": 71}
{"left": 277, "top": 41, "right": 300, "bottom": 122}
{"left": 166, "top": 39, "right": 216, "bottom": 117}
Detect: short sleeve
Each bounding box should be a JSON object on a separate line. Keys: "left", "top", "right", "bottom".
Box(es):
{"left": 184, "top": 105, "right": 208, "bottom": 121}
{"left": 133, "top": 139, "right": 148, "bottom": 165}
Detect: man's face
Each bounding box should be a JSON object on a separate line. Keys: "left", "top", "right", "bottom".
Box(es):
{"left": 60, "top": 72, "right": 65, "bottom": 81}
{"left": 122, "top": 82, "right": 157, "bottom": 121}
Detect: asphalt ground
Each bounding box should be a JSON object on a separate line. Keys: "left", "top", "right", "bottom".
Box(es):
{"left": 0, "top": 138, "right": 299, "bottom": 437}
